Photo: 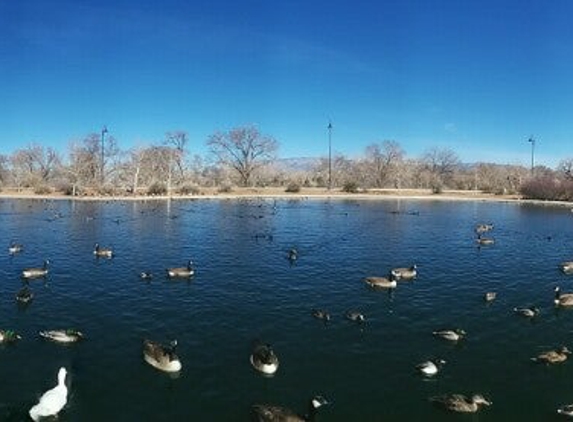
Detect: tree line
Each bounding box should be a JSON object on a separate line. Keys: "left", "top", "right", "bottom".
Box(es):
{"left": 0, "top": 125, "right": 572, "bottom": 200}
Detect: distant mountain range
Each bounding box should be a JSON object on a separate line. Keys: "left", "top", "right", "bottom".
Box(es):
{"left": 271, "top": 157, "right": 320, "bottom": 172}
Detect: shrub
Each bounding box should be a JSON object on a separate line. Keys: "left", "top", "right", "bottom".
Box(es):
{"left": 218, "top": 184, "right": 233, "bottom": 193}
{"left": 520, "top": 177, "right": 573, "bottom": 201}
{"left": 178, "top": 184, "right": 202, "bottom": 195}
{"left": 34, "top": 185, "right": 51, "bottom": 195}
{"left": 147, "top": 182, "right": 167, "bottom": 196}
{"left": 342, "top": 181, "right": 359, "bottom": 193}
{"left": 285, "top": 182, "right": 301, "bottom": 193}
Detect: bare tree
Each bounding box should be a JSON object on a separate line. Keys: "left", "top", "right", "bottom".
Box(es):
{"left": 364, "top": 141, "right": 405, "bottom": 188}
{"left": 421, "top": 147, "right": 460, "bottom": 189}
{"left": 207, "top": 125, "right": 279, "bottom": 186}
{"left": 165, "top": 131, "right": 189, "bottom": 180}
{"left": 557, "top": 158, "right": 573, "bottom": 181}
{"left": 10, "top": 144, "right": 61, "bottom": 188}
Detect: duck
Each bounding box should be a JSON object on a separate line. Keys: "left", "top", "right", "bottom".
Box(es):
{"left": 15, "top": 286, "right": 34, "bottom": 304}
{"left": 312, "top": 309, "right": 331, "bottom": 322}
{"left": 93, "top": 243, "right": 113, "bottom": 258}
{"left": 8, "top": 241, "right": 23, "bottom": 254}
{"left": 391, "top": 265, "right": 417, "bottom": 280}
{"left": 531, "top": 346, "right": 571, "bottom": 364}
{"left": 345, "top": 311, "right": 365, "bottom": 323}
{"left": 416, "top": 359, "right": 446, "bottom": 376}
{"left": 484, "top": 292, "right": 497, "bottom": 302}
{"left": 40, "top": 329, "right": 84, "bottom": 343}
{"left": 557, "top": 404, "right": 573, "bottom": 417}
{"left": 554, "top": 287, "right": 573, "bottom": 307}
{"left": 0, "top": 330, "right": 21, "bottom": 343}
{"left": 433, "top": 329, "right": 466, "bottom": 342}
{"left": 475, "top": 223, "right": 494, "bottom": 234}
{"left": 143, "top": 339, "right": 182, "bottom": 372}
{"left": 250, "top": 342, "right": 279, "bottom": 375}
{"left": 476, "top": 235, "right": 495, "bottom": 245}
{"left": 166, "top": 261, "right": 194, "bottom": 278}
{"left": 430, "top": 394, "right": 491, "bottom": 413}
{"left": 140, "top": 272, "right": 153, "bottom": 280}
{"left": 252, "top": 395, "right": 329, "bottom": 422}
{"left": 364, "top": 276, "right": 397, "bottom": 289}
{"left": 514, "top": 306, "right": 540, "bottom": 318}
{"left": 21, "top": 260, "right": 50, "bottom": 279}
{"left": 559, "top": 261, "right": 573, "bottom": 274}
{"left": 288, "top": 248, "right": 298, "bottom": 262}
{"left": 29, "top": 367, "right": 68, "bottom": 422}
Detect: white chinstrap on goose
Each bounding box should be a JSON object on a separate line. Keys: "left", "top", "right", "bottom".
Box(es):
{"left": 29, "top": 367, "right": 68, "bottom": 422}
{"left": 143, "top": 339, "right": 182, "bottom": 372}
{"left": 21, "top": 260, "right": 50, "bottom": 279}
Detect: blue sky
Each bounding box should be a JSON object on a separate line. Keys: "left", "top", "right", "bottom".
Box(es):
{"left": 1, "top": 0, "right": 572, "bottom": 166}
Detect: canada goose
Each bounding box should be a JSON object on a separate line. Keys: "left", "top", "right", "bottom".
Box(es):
{"left": 93, "top": 243, "right": 113, "bottom": 258}
{"left": 40, "top": 329, "right": 84, "bottom": 343}
{"left": 252, "top": 395, "right": 329, "bottom": 422}
{"left": 250, "top": 342, "right": 279, "bottom": 375}
{"left": 557, "top": 404, "right": 573, "bottom": 417}
{"left": 288, "top": 248, "right": 298, "bottom": 262}
{"left": 143, "top": 339, "right": 182, "bottom": 373}
{"left": 8, "top": 241, "right": 23, "bottom": 254}
{"left": 430, "top": 394, "right": 491, "bottom": 413}
{"left": 484, "top": 292, "right": 497, "bottom": 302}
{"left": 554, "top": 287, "right": 573, "bottom": 307}
{"left": 364, "top": 276, "right": 397, "bottom": 289}
{"left": 166, "top": 261, "right": 194, "bottom": 278}
{"left": 0, "top": 330, "right": 21, "bottom": 343}
{"left": 416, "top": 359, "right": 446, "bottom": 376}
{"left": 345, "top": 311, "right": 365, "bottom": 323}
{"left": 433, "top": 329, "right": 466, "bottom": 342}
{"left": 15, "top": 286, "right": 34, "bottom": 304}
{"left": 475, "top": 223, "right": 494, "bottom": 234}
{"left": 312, "top": 309, "right": 331, "bottom": 322}
{"left": 531, "top": 346, "right": 571, "bottom": 364}
{"left": 29, "top": 367, "right": 68, "bottom": 422}
{"left": 560, "top": 261, "right": 573, "bottom": 274}
{"left": 514, "top": 307, "right": 540, "bottom": 318}
{"left": 391, "top": 265, "right": 417, "bottom": 280}
{"left": 140, "top": 272, "right": 153, "bottom": 280}
{"left": 21, "top": 260, "right": 50, "bottom": 279}
{"left": 476, "top": 235, "right": 495, "bottom": 245}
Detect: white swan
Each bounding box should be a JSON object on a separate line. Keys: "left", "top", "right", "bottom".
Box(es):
{"left": 29, "top": 367, "right": 68, "bottom": 421}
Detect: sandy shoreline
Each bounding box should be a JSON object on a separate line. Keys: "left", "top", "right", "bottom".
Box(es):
{"left": 0, "top": 187, "right": 572, "bottom": 208}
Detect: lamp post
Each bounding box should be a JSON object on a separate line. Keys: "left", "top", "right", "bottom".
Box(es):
{"left": 327, "top": 121, "right": 332, "bottom": 190}
{"left": 528, "top": 137, "right": 535, "bottom": 176}
{"left": 101, "top": 126, "right": 108, "bottom": 185}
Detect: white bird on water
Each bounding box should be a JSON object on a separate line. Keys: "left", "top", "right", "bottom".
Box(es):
{"left": 29, "top": 367, "right": 68, "bottom": 421}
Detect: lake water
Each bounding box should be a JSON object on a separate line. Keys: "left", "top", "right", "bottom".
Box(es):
{"left": 1, "top": 197, "right": 573, "bottom": 421}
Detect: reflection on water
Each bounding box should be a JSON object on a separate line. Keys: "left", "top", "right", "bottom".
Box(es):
{"left": 0, "top": 198, "right": 572, "bottom": 420}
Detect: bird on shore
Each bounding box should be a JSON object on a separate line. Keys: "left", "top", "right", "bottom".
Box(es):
{"left": 250, "top": 342, "right": 279, "bottom": 375}
{"left": 143, "top": 339, "right": 182, "bottom": 372}
{"left": 8, "top": 241, "right": 23, "bottom": 255}
{"left": 0, "top": 330, "right": 21, "bottom": 343}
{"left": 554, "top": 287, "right": 573, "bottom": 307}
{"left": 391, "top": 265, "right": 417, "bottom": 280}
{"left": 514, "top": 307, "right": 540, "bottom": 318}
{"left": 15, "top": 286, "right": 34, "bottom": 304}
{"left": 93, "top": 243, "right": 113, "bottom": 258}
{"left": 29, "top": 367, "right": 68, "bottom": 422}
{"left": 430, "top": 394, "right": 491, "bottom": 413}
{"left": 416, "top": 359, "right": 446, "bottom": 376}
{"left": 252, "top": 395, "right": 329, "bottom": 422}
{"left": 531, "top": 346, "right": 571, "bottom": 364}
{"left": 364, "top": 276, "right": 397, "bottom": 289}
{"left": 559, "top": 261, "right": 573, "bottom": 274}
{"left": 40, "top": 329, "right": 84, "bottom": 343}
{"left": 433, "top": 329, "right": 466, "bottom": 342}
{"left": 345, "top": 311, "right": 365, "bottom": 323}
{"left": 21, "top": 260, "right": 50, "bottom": 279}
{"left": 166, "top": 260, "right": 194, "bottom": 278}
{"left": 484, "top": 292, "right": 497, "bottom": 302}
{"left": 312, "top": 309, "right": 331, "bottom": 323}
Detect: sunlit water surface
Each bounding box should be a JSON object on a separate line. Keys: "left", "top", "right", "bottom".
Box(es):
{"left": 1, "top": 198, "right": 573, "bottom": 421}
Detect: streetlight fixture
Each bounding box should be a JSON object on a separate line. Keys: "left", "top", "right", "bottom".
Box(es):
{"left": 327, "top": 121, "right": 332, "bottom": 190}
{"left": 528, "top": 137, "right": 535, "bottom": 176}
{"left": 101, "top": 126, "right": 108, "bottom": 184}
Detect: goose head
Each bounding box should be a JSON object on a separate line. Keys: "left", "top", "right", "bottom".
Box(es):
{"left": 471, "top": 394, "right": 492, "bottom": 407}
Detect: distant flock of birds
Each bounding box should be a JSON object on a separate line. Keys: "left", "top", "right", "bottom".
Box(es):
{"left": 4, "top": 218, "right": 573, "bottom": 420}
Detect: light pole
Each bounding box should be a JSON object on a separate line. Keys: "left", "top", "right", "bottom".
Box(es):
{"left": 528, "top": 137, "right": 535, "bottom": 176}
{"left": 101, "top": 126, "right": 108, "bottom": 185}
{"left": 327, "top": 121, "right": 332, "bottom": 190}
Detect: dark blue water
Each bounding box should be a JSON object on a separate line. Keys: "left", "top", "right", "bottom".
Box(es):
{"left": 1, "top": 198, "right": 573, "bottom": 421}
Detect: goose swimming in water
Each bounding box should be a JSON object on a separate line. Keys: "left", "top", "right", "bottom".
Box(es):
{"left": 0, "top": 330, "right": 21, "bottom": 343}
{"left": 93, "top": 243, "right": 113, "bottom": 258}
{"left": 560, "top": 261, "right": 573, "bottom": 274}
{"left": 250, "top": 342, "right": 279, "bottom": 375}
{"left": 416, "top": 359, "right": 446, "bottom": 376}
{"left": 364, "top": 276, "right": 397, "bottom": 289}
{"left": 345, "top": 311, "right": 365, "bottom": 323}
{"left": 433, "top": 329, "right": 466, "bottom": 342}
{"left": 252, "top": 395, "right": 329, "bottom": 422}
{"left": 166, "top": 261, "right": 194, "bottom": 278}
{"left": 312, "top": 309, "right": 331, "bottom": 322}
{"left": 40, "top": 329, "right": 84, "bottom": 343}
{"left": 484, "top": 292, "right": 497, "bottom": 302}
{"left": 514, "top": 307, "right": 540, "bottom": 318}
{"left": 475, "top": 223, "right": 494, "bottom": 234}
{"left": 430, "top": 393, "right": 491, "bottom": 413}
{"left": 391, "top": 265, "right": 417, "bottom": 280}
{"left": 288, "top": 248, "right": 298, "bottom": 262}
{"left": 29, "top": 367, "right": 68, "bottom": 422}
{"left": 531, "top": 346, "right": 571, "bottom": 364}
{"left": 15, "top": 286, "right": 33, "bottom": 304}
{"left": 476, "top": 235, "right": 495, "bottom": 245}
{"left": 557, "top": 404, "right": 573, "bottom": 418}
{"left": 21, "top": 260, "right": 50, "bottom": 279}
{"left": 554, "top": 287, "right": 573, "bottom": 307}
{"left": 140, "top": 272, "right": 153, "bottom": 280}
{"left": 8, "top": 241, "right": 23, "bottom": 255}
{"left": 143, "top": 339, "right": 182, "bottom": 373}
